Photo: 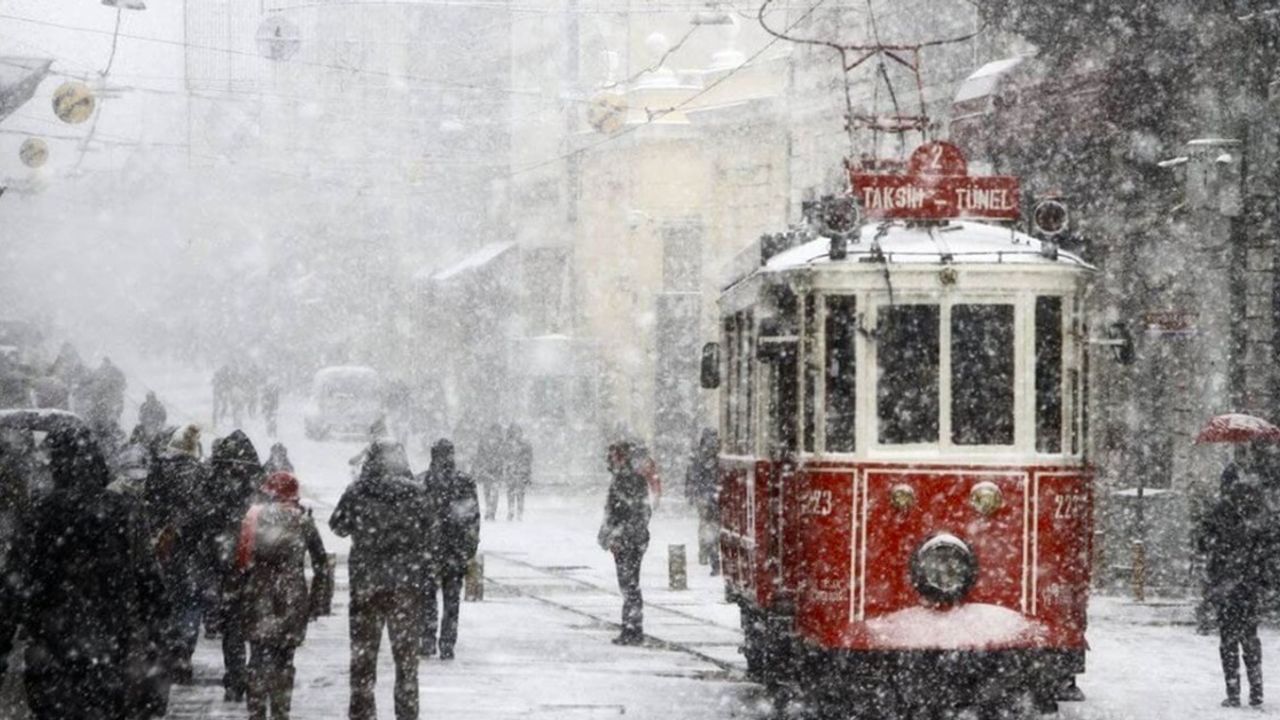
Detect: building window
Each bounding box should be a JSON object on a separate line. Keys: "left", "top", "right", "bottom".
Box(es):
{"left": 951, "top": 304, "right": 1015, "bottom": 446}
{"left": 1035, "top": 296, "right": 1064, "bottom": 453}
{"left": 877, "top": 304, "right": 940, "bottom": 444}
{"left": 825, "top": 296, "right": 858, "bottom": 452}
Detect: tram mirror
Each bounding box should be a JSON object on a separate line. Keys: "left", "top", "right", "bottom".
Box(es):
{"left": 700, "top": 342, "right": 721, "bottom": 389}
{"left": 1107, "top": 322, "right": 1135, "bottom": 365}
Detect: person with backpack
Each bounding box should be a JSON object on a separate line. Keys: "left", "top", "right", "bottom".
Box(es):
{"left": 235, "top": 472, "right": 327, "bottom": 720}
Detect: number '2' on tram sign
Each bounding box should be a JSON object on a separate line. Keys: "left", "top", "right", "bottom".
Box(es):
{"left": 850, "top": 141, "right": 1021, "bottom": 222}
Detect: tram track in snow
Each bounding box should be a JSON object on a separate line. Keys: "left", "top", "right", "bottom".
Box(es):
{"left": 483, "top": 550, "right": 747, "bottom": 678}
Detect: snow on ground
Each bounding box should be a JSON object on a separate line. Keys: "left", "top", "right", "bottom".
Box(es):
{"left": 7, "top": 358, "right": 1280, "bottom": 719}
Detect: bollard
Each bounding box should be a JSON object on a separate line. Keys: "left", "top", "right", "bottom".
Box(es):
{"left": 669, "top": 544, "right": 688, "bottom": 590}
{"left": 1131, "top": 540, "right": 1145, "bottom": 603}
{"left": 464, "top": 554, "right": 485, "bottom": 602}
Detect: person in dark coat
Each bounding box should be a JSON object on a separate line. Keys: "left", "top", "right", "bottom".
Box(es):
{"left": 138, "top": 391, "right": 167, "bottom": 440}
{"left": 599, "top": 437, "right": 652, "bottom": 645}
{"left": 0, "top": 426, "right": 167, "bottom": 720}
{"left": 473, "top": 424, "right": 504, "bottom": 521}
{"left": 235, "top": 472, "right": 326, "bottom": 720}
{"left": 1198, "top": 460, "right": 1270, "bottom": 707}
{"left": 502, "top": 424, "right": 532, "bottom": 521}
{"left": 418, "top": 439, "right": 480, "bottom": 659}
{"left": 264, "top": 442, "right": 294, "bottom": 475}
{"left": 685, "top": 428, "right": 721, "bottom": 576}
{"left": 206, "top": 430, "right": 265, "bottom": 702}
{"left": 330, "top": 439, "right": 438, "bottom": 720}
{"left": 90, "top": 357, "right": 128, "bottom": 427}
{"left": 145, "top": 423, "right": 208, "bottom": 684}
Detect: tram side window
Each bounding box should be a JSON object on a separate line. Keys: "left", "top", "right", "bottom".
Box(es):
{"left": 736, "top": 311, "right": 755, "bottom": 455}
{"left": 803, "top": 295, "right": 817, "bottom": 452}
{"left": 724, "top": 317, "right": 739, "bottom": 452}
{"left": 1035, "top": 296, "right": 1064, "bottom": 453}
{"left": 951, "top": 304, "right": 1015, "bottom": 445}
{"left": 825, "top": 296, "right": 858, "bottom": 452}
{"left": 877, "top": 304, "right": 940, "bottom": 444}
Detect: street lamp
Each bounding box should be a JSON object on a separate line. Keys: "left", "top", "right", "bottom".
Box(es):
{"left": 102, "top": 0, "right": 147, "bottom": 9}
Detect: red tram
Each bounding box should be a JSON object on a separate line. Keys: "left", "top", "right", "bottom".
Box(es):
{"left": 704, "top": 145, "right": 1093, "bottom": 716}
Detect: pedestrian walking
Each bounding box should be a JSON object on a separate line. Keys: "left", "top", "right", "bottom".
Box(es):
{"left": 473, "top": 424, "right": 503, "bottom": 521}
{"left": 206, "top": 430, "right": 265, "bottom": 702}
{"left": 685, "top": 428, "right": 721, "bottom": 576}
{"left": 145, "top": 423, "right": 209, "bottom": 684}
{"left": 139, "top": 390, "right": 168, "bottom": 440}
{"left": 0, "top": 426, "right": 167, "bottom": 720}
{"left": 503, "top": 423, "right": 532, "bottom": 521}
{"left": 235, "top": 472, "right": 327, "bottom": 720}
{"left": 264, "top": 442, "right": 295, "bottom": 475}
{"left": 1198, "top": 455, "right": 1271, "bottom": 707}
{"left": 418, "top": 439, "right": 480, "bottom": 659}
{"left": 598, "top": 437, "right": 652, "bottom": 646}
{"left": 330, "top": 439, "right": 438, "bottom": 720}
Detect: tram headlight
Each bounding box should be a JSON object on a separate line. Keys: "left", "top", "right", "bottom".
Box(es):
{"left": 970, "top": 481, "right": 1003, "bottom": 516}
{"left": 889, "top": 483, "right": 916, "bottom": 512}
{"left": 910, "top": 533, "right": 977, "bottom": 604}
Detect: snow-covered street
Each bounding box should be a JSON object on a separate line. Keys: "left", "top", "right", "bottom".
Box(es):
{"left": 34, "top": 363, "right": 1275, "bottom": 720}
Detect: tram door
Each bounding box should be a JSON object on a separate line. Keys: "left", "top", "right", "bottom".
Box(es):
{"left": 759, "top": 308, "right": 799, "bottom": 599}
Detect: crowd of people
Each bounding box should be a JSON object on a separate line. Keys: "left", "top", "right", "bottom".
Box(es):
{"left": 211, "top": 362, "right": 280, "bottom": 437}
{"left": 471, "top": 423, "right": 532, "bottom": 522}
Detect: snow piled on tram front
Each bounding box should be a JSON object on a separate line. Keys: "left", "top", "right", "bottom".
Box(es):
{"left": 763, "top": 220, "right": 1092, "bottom": 271}
{"left": 864, "top": 603, "right": 1045, "bottom": 650}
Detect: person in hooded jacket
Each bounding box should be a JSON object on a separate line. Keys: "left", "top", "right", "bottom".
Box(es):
{"left": 235, "top": 472, "right": 326, "bottom": 720}
{"left": 330, "top": 439, "right": 438, "bottom": 720}
{"left": 206, "top": 430, "right": 265, "bottom": 702}
{"left": 138, "top": 392, "right": 167, "bottom": 441}
{"left": 264, "top": 442, "right": 295, "bottom": 475}
{"left": 1199, "top": 457, "right": 1272, "bottom": 707}
{"left": 0, "top": 426, "right": 167, "bottom": 720}
{"left": 599, "top": 437, "right": 652, "bottom": 646}
{"left": 145, "top": 423, "right": 209, "bottom": 684}
{"left": 418, "top": 440, "right": 480, "bottom": 659}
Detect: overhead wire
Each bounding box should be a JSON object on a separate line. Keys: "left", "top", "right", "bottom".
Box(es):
{"left": 0, "top": 12, "right": 598, "bottom": 106}
{"left": 506, "top": 0, "right": 829, "bottom": 179}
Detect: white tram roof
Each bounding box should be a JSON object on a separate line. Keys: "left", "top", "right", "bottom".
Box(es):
{"left": 756, "top": 220, "right": 1090, "bottom": 278}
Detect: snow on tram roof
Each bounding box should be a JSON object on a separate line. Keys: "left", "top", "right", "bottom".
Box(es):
{"left": 763, "top": 220, "right": 1091, "bottom": 273}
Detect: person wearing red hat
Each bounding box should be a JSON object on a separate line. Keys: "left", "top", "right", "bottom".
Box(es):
{"left": 234, "top": 472, "right": 327, "bottom": 720}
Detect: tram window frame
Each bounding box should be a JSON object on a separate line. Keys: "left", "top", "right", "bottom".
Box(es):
{"left": 876, "top": 303, "right": 941, "bottom": 445}
{"left": 803, "top": 294, "right": 817, "bottom": 453}
{"left": 1034, "top": 296, "right": 1064, "bottom": 454}
{"left": 950, "top": 303, "right": 1016, "bottom": 446}
{"left": 737, "top": 311, "right": 755, "bottom": 455}
{"left": 825, "top": 295, "right": 858, "bottom": 452}
{"left": 723, "top": 316, "right": 739, "bottom": 453}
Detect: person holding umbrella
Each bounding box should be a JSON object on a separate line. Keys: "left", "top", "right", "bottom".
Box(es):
{"left": 1195, "top": 413, "right": 1280, "bottom": 707}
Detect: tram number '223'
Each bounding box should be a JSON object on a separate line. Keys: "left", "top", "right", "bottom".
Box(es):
{"left": 798, "top": 489, "right": 834, "bottom": 517}
{"left": 1052, "top": 493, "right": 1087, "bottom": 521}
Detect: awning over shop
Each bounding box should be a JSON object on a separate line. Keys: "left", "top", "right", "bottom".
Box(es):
{"left": 0, "top": 57, "right": 53, "bottom": 123}
{"left": 425, "top": 241, "right": 517, "bottom": 284}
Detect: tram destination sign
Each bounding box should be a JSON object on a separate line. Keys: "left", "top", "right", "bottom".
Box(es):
{"left": 849, "top": 141, "right": 1021, "bottom": 222}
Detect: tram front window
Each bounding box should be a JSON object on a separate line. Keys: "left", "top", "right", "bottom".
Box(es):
{"left": 951, "top": 304, "right": 1015, "bottom": 446}
{"left": 877, "top": 304, "right": 940, "bottom": 444}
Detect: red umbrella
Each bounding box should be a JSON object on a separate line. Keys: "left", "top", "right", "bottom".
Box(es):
{"left": 1194, "top": 413, "right": 1280, "bottom": 444}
